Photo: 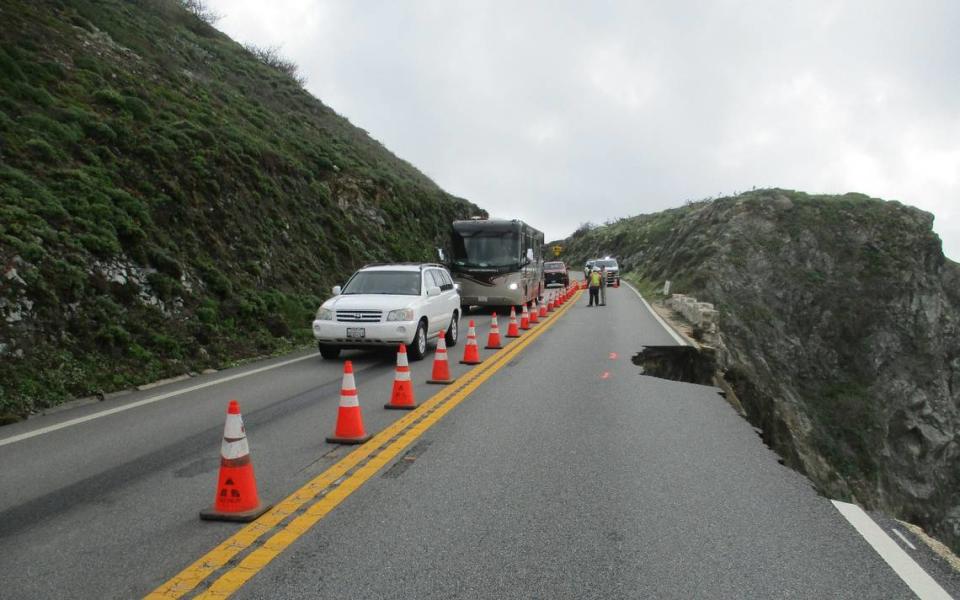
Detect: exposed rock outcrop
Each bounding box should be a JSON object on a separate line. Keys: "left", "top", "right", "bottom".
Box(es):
{"left": 565, "top": 189, "right": 960, "bottom": 551}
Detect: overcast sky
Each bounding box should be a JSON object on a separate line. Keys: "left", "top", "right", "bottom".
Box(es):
{"left": 207, "top": 0, "right": 960, "bottom": 260}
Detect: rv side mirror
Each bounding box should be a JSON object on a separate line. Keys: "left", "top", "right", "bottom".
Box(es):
{"left": 526, "top": 248, "right": 534, "bottom": 261}
{"left": 332, "top": 285, "right": 342, "bottom": 296}
{"left": 437, "top": 247, "right": 446, "bottom": 262}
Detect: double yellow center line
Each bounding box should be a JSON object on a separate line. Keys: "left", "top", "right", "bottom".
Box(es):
{"left": 148, "top": 290, "right": 581, "bottom": 599}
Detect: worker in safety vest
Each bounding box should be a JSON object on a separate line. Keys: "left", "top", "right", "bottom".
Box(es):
{"left": 599, "top": 266, "right": 607, "bottom": 306}
{"left": 587, "top": 267, "right": 602, "bottom": 306}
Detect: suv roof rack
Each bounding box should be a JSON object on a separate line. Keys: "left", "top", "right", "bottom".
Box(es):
{"left": 359, "top": 262, "right": 447, "bottom": 270}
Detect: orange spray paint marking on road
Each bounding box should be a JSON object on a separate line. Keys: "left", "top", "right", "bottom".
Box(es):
{"left": 609, "top": 352, "right": 618, "bottom": 360}
{"left": 601, "top": 371, "right": 611, "bottom": 380}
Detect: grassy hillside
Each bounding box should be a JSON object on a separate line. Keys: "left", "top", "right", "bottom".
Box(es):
{"left": 563, "top": 189, "right": 960, "bottom": 551}
{"left": 0, "top": 0, "right": 483, "bottom": 421}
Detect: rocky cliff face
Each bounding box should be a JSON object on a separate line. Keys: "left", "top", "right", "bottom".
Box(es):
{"left": 565, "top": 189, "right": 960, "bottom": 551}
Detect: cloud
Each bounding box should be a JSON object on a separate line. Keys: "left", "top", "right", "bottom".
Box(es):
{"left": 208, "top": 0, "right": 960, "bottom": 259}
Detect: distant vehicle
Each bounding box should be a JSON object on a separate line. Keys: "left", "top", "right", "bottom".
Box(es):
{"left": 543, "top": 261, "right": 569, "bottom": 287}
{"left": 449, "top": 218, "right": 544, "bottom": 309}
{"left": 592, "top": 257, "right": 620, "bottom": 285}
{"left": 312, "top": 263, "right": 460, "bottom": 361}
{"left": 583, "top": 260, "right": 595, "bottom": 280}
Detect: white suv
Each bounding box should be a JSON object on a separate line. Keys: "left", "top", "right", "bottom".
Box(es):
{"left": 312, "top": 263, "right": 461, "bottom": 360}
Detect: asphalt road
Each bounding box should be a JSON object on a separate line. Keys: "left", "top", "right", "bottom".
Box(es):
{"left": 0, "top": 283, "right": 955, "bottom": 599}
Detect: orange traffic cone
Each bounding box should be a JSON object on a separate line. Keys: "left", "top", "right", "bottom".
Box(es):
{"left": 530, "top": 300, "right": 540, "bottom": 324}
{"left": 547, "top": 294, "right": 555, "bottom": 312}
{"left": 520, "top": 303, "right": 531, "bottom": 330}
{"left": 486, "top": 312, "right": 503, "bottom": 349}
{"left": 326, "top": 361, "right": 372, "bottom": 444}
{"left": 557, "top": 290, "right": 564, "bottom": 307}
{"left": 539, "top": 298, "right": 548, "bottom": 318}
{"left": 506, "top": 306, "right": 521, "bottom": 338}
{"left": 427, "top": 330, "right": 456, "bottom": 384}
{"left": 200, "top": 400, "right": 272, "bottom": 522}
{"left": 460, "top": 320, "right": 482, "bottom": 365}
{"left": 385, "top": 344, "right": 416, "bottom": 410}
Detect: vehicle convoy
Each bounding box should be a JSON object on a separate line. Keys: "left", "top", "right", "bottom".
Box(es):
{"left": 449, "top": 218, "right": 544, "bottom": 309}
{"left": 312, "top": 263, "right": 460, "bottom": 360}
{"left": 586, "top": 257, "right": 620, "bottom": 285}
{"left": 543, "top": 261, "right": 569, "bottom": 287}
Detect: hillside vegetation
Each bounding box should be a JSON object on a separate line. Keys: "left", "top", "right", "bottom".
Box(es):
{"left": 564, "top": 189, "right": 960, "bottom": 552}
{"left": 0, "top": 0, "right": 481, "bottom": 421}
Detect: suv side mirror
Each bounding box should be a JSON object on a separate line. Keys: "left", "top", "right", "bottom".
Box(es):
{"left": 437, "top": 247, "right": 446, "bottom": 262}
{"left": 332, "top": 285, "right": 342, "bottom": 296}
{"left": 426, "top": 286, "right": 441, "bottom": 297}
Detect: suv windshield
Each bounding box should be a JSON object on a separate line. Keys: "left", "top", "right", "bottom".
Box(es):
{"left": 342, "top": 271, "right": 421, "bottom": 295}
{"left": 595, "top": 259, "right": 618, "bottom": 268}
{"left": 544, "top": 261, "right": 565, "bottom": 270}
{"left": 451, "top": 230, "right": 521, "bottom": 268}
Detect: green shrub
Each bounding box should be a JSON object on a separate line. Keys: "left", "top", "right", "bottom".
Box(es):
{"left": 147, "top": 246, "right": 182, "bottom": 278}
{"left": 96, "top": 324, "right": 132, "bottom": 351}
{"left": 24, "top": 138, "right": 62, "bottom": 163}
{"left": 149, "top": 333, "right": 182, "bottom": 358}
{"left": 81, "top": 120, "right": 118, "bottom": 143}
{"left": 13, "top": 82, "right": 55, "bottom": 107}
{"left": 0, "top": 47, "right": 26, "bottom": 83}
{"left": 73, "top": 55, "right": 100, "bottom": 73}
{"left": 122, "top": 96, "right": 152, "bottom": 122}
{"left": 146, "top": 272, "right": 180, "bottom": 301}
{"left": 23, "top": 113, "right": 82, "bottom": 143}
{"left": 93, "top": 88, "right": 125, "bottom": 109}
{"left": 77, "top": 232, "right": 120, "bottom": 257}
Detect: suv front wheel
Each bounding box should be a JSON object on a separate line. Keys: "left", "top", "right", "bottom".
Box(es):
{"left": 445, "top": 311, "right": 459, "bottom": 347}
{"left": 408, "top": 319, "right": 428, "bottom": 361}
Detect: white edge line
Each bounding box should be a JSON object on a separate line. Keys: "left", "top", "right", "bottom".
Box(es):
{"left": 893, "top": 528, "right": 919, "bottom": 551}
{"left": 0, "top": 352, "right": 320, "bottom": 448}
{"left": 622, "top": 281, "right": 688, "bottom": 346}
{"left": 831, "top": 500, "right": 953, "bottom": 600}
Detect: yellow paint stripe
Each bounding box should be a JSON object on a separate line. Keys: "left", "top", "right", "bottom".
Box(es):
{"left": 147, "top": 291, "right": 581, "bottom": 599}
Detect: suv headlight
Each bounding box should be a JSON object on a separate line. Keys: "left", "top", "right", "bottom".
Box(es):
{"left": 315, "top": 307, "right": 333, "bottom": 320}
{"left": 387, "top": 308, "right": 414, "bottom": 321}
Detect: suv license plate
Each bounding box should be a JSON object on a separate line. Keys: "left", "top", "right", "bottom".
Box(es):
{"left": 346, "top": 327, "right": 365, "bottom": 338}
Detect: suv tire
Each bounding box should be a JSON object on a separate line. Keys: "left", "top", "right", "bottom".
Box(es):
{"left": 318, "top": 344, "right": 341, "bottom": 360}
{"left": 445, "top": 311, "right": 459, "bottom": 347}
{"left": 408, "top": 320, "right": 428, "bottom": 361}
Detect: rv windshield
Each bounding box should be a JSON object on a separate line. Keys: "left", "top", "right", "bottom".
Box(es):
{"left": 451, "top": 230, "right": 521, "bottom": 268}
